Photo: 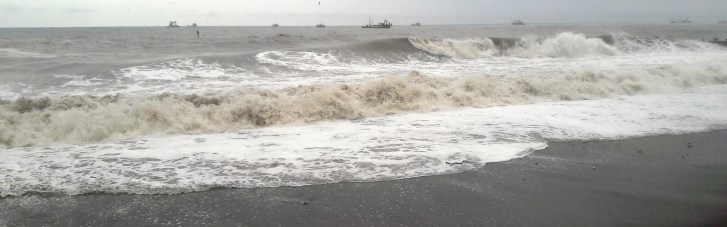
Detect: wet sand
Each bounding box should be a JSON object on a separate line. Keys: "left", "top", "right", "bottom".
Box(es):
{"left": 2, "top": 130, "right": 726, "bottom": 226}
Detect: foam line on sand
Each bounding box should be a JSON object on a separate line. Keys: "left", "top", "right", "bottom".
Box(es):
{"left": 1, "top": 130, "right": 726, "bottom": 226}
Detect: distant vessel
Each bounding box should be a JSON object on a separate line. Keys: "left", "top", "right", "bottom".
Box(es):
{"left": 671, "top": 18, "right": 692, "bottom": 23}
{"left": 362, "top": 17, "right": 392, "bottom": 28}
{"left": 167, "top": 21, "right": 180, "bottom": 27}
{"left": 272, "top": 24, "right": 279, "bottom": 27}
{"left": 316, "top": 24, "right": 325, "bottom": 28}
{"left": 187, "top": 23, "right": 197, "bottom": 27}
{"left": 707, "top": 40, "right": 727, "bottom": 46}
{"left": 411, "top": 22, "right": 421, "bottom": 26}
{"left": 719, "top": 20, "right": 727, "bottom": 24}
{"left": 512, "top": 19, "right": 525, "bottom": 25}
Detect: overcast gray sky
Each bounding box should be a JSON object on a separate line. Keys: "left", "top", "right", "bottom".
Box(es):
{"left": 1, "top": 0, "right": 726, "bottom": 27}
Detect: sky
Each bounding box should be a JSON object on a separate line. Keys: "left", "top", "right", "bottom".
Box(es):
{"left": 1, "top": 0, "right": 726, "bottom": 27}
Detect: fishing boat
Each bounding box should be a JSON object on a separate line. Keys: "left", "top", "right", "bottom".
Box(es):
{"left": 411, "top": 22, "right": 421, "bottom": 26}
{"left": 362, "top": 17, "right": 392, "bottom": 28}
{"left": 719, "top": 20, "right": 727, "bottom": 24}
{"left": 512, "top": 19, "right": 525, "bottom": 25}
{"left": 272, "top": 24, "right": 279, "bottom": 27}
{"left": 316, "top": 24, "right": 325, "bottom": 28}
{"left": 167, "top": 21, "right": 180, "bottom": 27}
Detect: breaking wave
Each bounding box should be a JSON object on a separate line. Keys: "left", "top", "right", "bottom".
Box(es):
{"left": 613, "top": 33, "right": 722, "bottom": 53}
{"left": 408, "top": 32, "right": 723, "bottom": 58}
{"left": 2, "top": 59, "right": 727, "bottom": 148}
{"left": 409, "top": 32, "right": 620, "bottom": 58}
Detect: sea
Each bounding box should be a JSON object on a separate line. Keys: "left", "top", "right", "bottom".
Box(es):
{"left": 1, "top": 23, "right": 726, "bottom": 197}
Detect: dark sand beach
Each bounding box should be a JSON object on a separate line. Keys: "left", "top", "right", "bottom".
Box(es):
{"left": 2, "top": 130, "right": 726, "bottom": 227}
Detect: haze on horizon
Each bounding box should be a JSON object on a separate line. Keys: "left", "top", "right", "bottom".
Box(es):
{"left": 1, "top": 0, "right": 726, "bottom": 28}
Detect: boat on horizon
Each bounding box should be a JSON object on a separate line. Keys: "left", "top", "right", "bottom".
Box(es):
{"left": 316, "top": 24, "right": 325, "bottom": 28}
{"left": 512, "top": 19, "right": 525, "bottom": 25}
{"left": 707, "top": 39, "right": 727, "bottom": 46}
{"left": 671, "top": 18, "right": 692, "bottom": 23}
{"left": 186, "top": 23, "right": 197, "bottom": 27}
{"left": 719, "top": 20, "right": 727, "bottom": 24}
{"left": 362, "top": 17, "right": 392, "bottom": 28}
{"left": 411, "top": 22, "right": 421, "bottom": 26}
{"left": 272, "top": 24, "right": 279, "bottom": 27}
{"left": 167, "top": 21, "right": 180, "bottom": 27}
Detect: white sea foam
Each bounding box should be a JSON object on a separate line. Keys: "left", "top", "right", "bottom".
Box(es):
{"left": 59, "top": 77, "right": 105, "bottom": 88}
{"left": 254, "top": 39, "right": 727, "bottom": 87}
{"left": 254, "top": 50, "right": 395, "bottom": 79}
{"left": 5, "top": 32, "right": 725, "bottom": 101}
{"left": 614, "top": 33, "right": 725, "bottom": 53}
{"left": 255, "top": 51, "right": 341, "bottom": 69}
{"left": 27, "top": 59, "right": 259, "bottom": 97}
{"left": 0, "top": 84, "right": 19, "bottom": 101}
{"left": 0, "top": 48, "right": 56, "bottom": 58}
{"left": 117, "top": 58, "right": 240, "bottom": 81}
{"left": 409, "top": 32, "right": 727, "bottom": 59}
{"left": 54, "top": 75, "right": 85, "bottom": 80}
{"left": 2, "top": 31, "right": 727, "bottom": 196}
{"left": 509, "top": 33, "right": 621, "bottom": 57}
{"left": 408, "top": 38, "right": 499, "bottom": 58}
{"left": 410, "top": 32, "right": 621, "bottom": 58}
{"left": 2, "top": 57, "right": 727, "bottom": 148}
{"left": 2, "top": 85, "right": 726, "bottom": 196}
{"left": 9, "top": 51, "right": 716, "bottom": 99}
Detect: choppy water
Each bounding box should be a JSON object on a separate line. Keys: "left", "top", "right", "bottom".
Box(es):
{"left": 1, "top": 23, "right": 727, "bottom": 196}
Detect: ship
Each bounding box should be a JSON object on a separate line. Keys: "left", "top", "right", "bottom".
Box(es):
{"left": 362, "top": 17, "right": 392, "bottom": 28}
{"left": 186, "top": 23, "right": 197, "bottom": 27}
{"left": 316, "top": 24, "right": 325, "bottom": 28}
{"left": 272, "top": 24, "right": 279, "bottom": 27}
{"left": 671, "top": 18, "right": 692, "bottom": 23}
{"left": 512, "top": 19, "right": 525, "bottom": 25}
{"left": 411, "top": 22, "right": 421, "bottom": 26}
{"left": 719, "top": 20, "right": 727, "bottom": 24}
{"left": 167, "top": 21, "right": 180, "bottom": 27}
{"left": 707, "top": 39, "right": 727, "bottom": 46}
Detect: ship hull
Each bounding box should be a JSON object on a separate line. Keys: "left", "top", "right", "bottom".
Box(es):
{"left": 708, "top": 40, "right": 727, "bottom": 46}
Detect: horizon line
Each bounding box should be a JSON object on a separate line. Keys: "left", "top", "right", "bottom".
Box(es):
{"left": 1, "top": 21, "right": 716, "bottom": 29}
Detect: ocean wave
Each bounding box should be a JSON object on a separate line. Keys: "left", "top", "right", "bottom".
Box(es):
{"left": 2, "top": 84, "right": 726, "bottom": 197}
{"left": 2, "top": 59, "right": 726, "bottom": 148}
{"left": 408, "top": 38, "right": 500, "bottom": 58}
{"left": 613, "top": 33, "right": 723, "bottom": 53}
{"left": 0, "top": 48, "right": 56, "bottom": 59}
{"left": 408, "top": 32, "right": 724, "bottom": 59}
{"left": 256, "top": 51, "right": 341, "bottom": 69}
{"left": 410, "top": 32, "right": 621, "bottom": 58}
{"left": 115, "top": 58, "right": 246, "bottom": 81}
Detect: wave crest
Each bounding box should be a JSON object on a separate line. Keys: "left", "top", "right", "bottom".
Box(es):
{"left": 410, "top": 32, "right": 621, "bottom": 58}
{"left": 409, "top": 38, "right": 499, "bottom": 58}
{"left": 509, "top": 32, "right": 621, "bottom": 57}
{"left": 2, "top": 59, "right": 727, "bottom": 148}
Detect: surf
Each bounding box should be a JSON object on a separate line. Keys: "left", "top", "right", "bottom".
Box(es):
{"left": 2, "top": 57, "right": 727, "bottom": 148}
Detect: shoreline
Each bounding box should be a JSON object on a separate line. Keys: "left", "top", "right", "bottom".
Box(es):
{"left": 2, "top": 129, "right": 727, "bottom": 226}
